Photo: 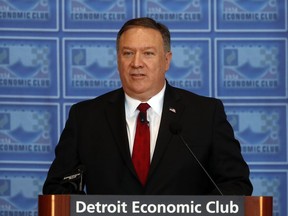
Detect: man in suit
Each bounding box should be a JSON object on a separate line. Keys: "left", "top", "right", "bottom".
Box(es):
{"left": 43, "top": 17, "right": 253, "bottom": 195}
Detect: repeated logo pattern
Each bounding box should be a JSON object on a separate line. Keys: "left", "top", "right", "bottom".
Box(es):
{"left": 0, "top": 38, "right": 59, "bottom": 98}
{"left": 0, "top": 103, "right": 59, "bottom": 162}
{"left": 140, "top": 0, "right": 210, "bottom": 31}
{"left": 225, "top": 104, "right": 287, "bottom": 163}
{"left": 167, "top": 39, "right": 210, "bottom": 96}
{"left": 63, "top": 0, "right": 134, "bottom": 31}
{"left": 216, "top": 39, "right": 286, "bottom": 98}
{"left": 215, "top": 0, "right": 287, "bottom": 31}
{"left": 251, "top": 171, "right": 287, "bottom": 216}
{"left": 64, "top": 39, "right": 120, "bottom": 98}
{"left": 0, "top": 0, "right": 287, "bottom": 215}
{"left": 0, "top": 0, "right": 58, "bottom": 30}
{"left": 0, "top": 171, "right": 46, "bottom": 214}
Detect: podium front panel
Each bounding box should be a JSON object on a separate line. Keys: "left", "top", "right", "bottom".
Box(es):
{"left": 38, "top": 195, "right": 272, "bottom": 216}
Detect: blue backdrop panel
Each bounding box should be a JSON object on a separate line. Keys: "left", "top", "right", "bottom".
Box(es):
{"left": 216, "top": 38, "right": 287, "bottom": 99}
{"left": 167, "top": 39, "right": 211, "bottom": 96}
{"left": 0, "top": 37, "right": 59, "bottom": 98}
{"left": 0, "top": 0, "right": 287, "bottom": 215}
{"left": 215, "top": 0, "right": 286, "bottom": 31}
{"left": 64, "top": 38, "right": 120, "bottom": 98}
{"left": 225, "top": 104, "right": 287, "bottom": 164}
{"left": 139, "top": 0, "right": 211, "bottom": 32}
{"left": 63, "top": 0, "right": 135, "bottom": 31}
{"left": 251, "top": 170, "right": 287, "bottom": 216}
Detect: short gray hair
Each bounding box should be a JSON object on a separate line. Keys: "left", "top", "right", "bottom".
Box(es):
{"left": 116, "top": 17, "right": 171, "bottom": 53}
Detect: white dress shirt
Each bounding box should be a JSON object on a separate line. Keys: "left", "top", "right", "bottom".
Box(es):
{"left": 125, "top": 84, "right": 165, "bottom": 161}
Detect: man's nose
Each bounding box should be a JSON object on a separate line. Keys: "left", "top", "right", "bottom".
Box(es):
{"left": 131, "top": 53, "right": 143, "bottom": 68}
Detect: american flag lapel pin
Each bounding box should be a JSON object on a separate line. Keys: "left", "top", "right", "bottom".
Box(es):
{"left": 169, "top": 107, "right": 176, "bottom": 113}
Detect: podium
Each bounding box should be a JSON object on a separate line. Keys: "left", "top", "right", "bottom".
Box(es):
{"left": 38, "top": 195, "right": 272, "bottom": 216}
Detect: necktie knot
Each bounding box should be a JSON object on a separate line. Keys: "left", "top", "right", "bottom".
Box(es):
{"left": 138, "top": 103, "right": 150, "bottom": 113}
{"left": 137, "top": 103, "right": 150, "bottom": 124}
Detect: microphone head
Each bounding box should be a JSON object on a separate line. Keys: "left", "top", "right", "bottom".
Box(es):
{"left": 76, "top": 165, "right": 86, "bottom": 173}
{"left": 169, "top": 122, "right": 182, "bottom": 135}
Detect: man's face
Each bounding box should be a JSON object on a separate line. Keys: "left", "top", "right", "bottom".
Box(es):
{"left": 117, "top": 27, "right": 172, "bottom": 101}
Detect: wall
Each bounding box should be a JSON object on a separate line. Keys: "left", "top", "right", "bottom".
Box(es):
{"left": 0, "top": 0, "right": 287, "bottom": 215}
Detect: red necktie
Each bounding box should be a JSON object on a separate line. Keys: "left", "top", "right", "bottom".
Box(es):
{"left": 132, "top": 103, "right": 150, "bottom": 186}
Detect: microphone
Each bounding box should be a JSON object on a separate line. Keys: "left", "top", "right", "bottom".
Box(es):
{"left": 139, "top": 112, "right": 149, "bottom": 124}
{"left": 62, "top": 165, "right": 86, "bottom": 194}
{"left": 170, "top": 123, "right": 223, "bottom": 195}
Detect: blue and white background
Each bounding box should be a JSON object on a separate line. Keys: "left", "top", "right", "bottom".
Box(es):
{"left": 0, "top": 0, "right": 287, "bottom": 215}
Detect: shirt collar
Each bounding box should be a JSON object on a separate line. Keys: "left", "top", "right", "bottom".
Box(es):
{"left": 125, "top": 83, "right": 166, "bottom": 118}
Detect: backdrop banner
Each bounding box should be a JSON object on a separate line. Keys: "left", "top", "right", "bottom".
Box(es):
{"left": 0, "top": 0, "right": 287, "bottom": 215}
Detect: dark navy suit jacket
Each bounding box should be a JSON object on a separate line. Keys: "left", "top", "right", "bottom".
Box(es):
{"left": 43, "top": 83, "right": 253, "bottom": 195}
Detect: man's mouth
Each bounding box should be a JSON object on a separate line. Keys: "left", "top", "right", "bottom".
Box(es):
{"left": 131, "top": 72, "right": 145, "bottom": 77}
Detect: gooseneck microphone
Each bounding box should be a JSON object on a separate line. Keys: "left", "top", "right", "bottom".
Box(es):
{"left": 170, "top": 123, "right": 224, "bottom": 195}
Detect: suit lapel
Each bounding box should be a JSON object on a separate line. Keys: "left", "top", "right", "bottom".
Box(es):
{"left": 105, "top": 89, "right": 138, "bottom": 177}
{"left": 148, "top": 85, "right": 185, "bottom": 179}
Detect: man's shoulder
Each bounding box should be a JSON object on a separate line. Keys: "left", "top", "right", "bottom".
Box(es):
{"left": 167, "top": 84, "right": 218, "bottom": 104}
{"left": 72, "top": 88, "right": 124, "bottom": 109}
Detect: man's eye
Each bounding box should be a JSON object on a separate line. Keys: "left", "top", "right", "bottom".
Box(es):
{"left": 123, "top": 51, "right": 133, "bottom": 56}
{"left": 144, "top": 52, "right": 154, "bottom": 56}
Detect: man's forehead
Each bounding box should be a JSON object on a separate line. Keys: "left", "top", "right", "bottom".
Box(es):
{"left": 120, "top": 27, "right": 162, "bottom": 38}
{"left": 119, "top": 28, "right": 163, "bottom": 44}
